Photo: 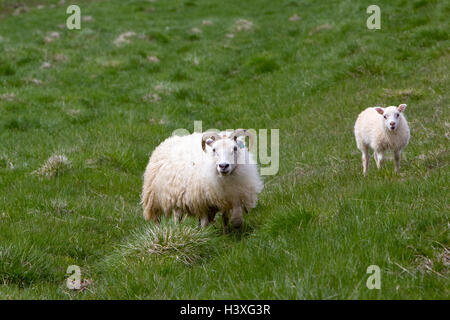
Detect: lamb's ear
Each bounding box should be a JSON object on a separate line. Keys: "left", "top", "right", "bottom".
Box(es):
{"left": 375, "top": 107, "right": 384, "bottom": 115}
{"left": 398, "top": 104, "right": 407, "bottom": 112}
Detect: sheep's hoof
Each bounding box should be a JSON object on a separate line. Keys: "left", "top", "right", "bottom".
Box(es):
{"left": 223, "top": 225, "right": 230, "bottom": 234}
{"left": 230, "top": 219, "right": 243, "bottom": 229}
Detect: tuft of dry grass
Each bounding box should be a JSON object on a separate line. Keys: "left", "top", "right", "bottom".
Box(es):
{"left": 154, "top": 81, "right": 175, "bottom": 94}
{"left": 309, "top": 23, "right": 333, "bottom": 35}
{"left": 233, "top": 19, "right": 253, "bottom": 32}
{"left": 414, "top": 255, "right": 434, "bottom": 274}
{"left": 113, "top": 32, "right": 136, "bottom": 46}
{"left": 442, "top": 247, "right": 450, "bottom": 267}
{"left": 28, "top": 78, "right": 43, "bottom": 85}
{"left": 67, "top": 278, "right": 93, "bottom": 292}
{"left": 184, "top": 53, "right": 200, "bottom": 66}
{"left": 13, "top": 5, "right": 29, "bottom": 16}
{"left": 0, "top": 155, "right": 14, "bottom": 169}
{"left": 143, "top": 93, "right": 161, "bottom": 103}
{"left": 147, "top": 56, "right": 160, "bottom": 63}
{"left": 44, "top": 31, "right": 60, "bottom": 43}
{"left": 382, "top": 88, "right": 424, "bottom": 100}
{"left": 289, "top": 14, "right": 301, "bottom": 21}
{"left": 49, "top": 198, "right": 73, "bottom": 215}
{"left": 202, "top": 20, "right": 213, "bottom": 26}
{"left": 83, "top": 16, "right": 94, "bottom": 22}
{"left": 0, "top": 93, "right": 16, "bottom": 101}
{"left": 33, "top": 154, "right": 71, "bottom": 178}
{"left": 40, "top": 62, "right": 51, "bottom": 69}
{"left": 53, "top": 53, "right": 67, "bottom": 62}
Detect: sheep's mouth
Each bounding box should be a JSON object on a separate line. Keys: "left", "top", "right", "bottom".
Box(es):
{"left": 218, "top": 167, "right": 233, "bottom": 176}
{"left": 390, "top": 126, "right": 396, "bottom": 131}
{"left": 219, "top": 169, "right": 231, "bottom": 176}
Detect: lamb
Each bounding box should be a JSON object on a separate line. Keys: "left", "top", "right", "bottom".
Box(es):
{"left": 141, "top": 129, "right": 264, "bottom": 232}
{"left": 354, "top": 104, "right": 410, "bottom": 175}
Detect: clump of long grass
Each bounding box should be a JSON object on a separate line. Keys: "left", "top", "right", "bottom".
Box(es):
{"left": 32, "top": 154, "right": 71, "bottom": 177}
{"left": 0, "top": 244, "right": 53, "bottom": 285}
{"left": 119, "top": 223, "right": 214, "bottom": 266}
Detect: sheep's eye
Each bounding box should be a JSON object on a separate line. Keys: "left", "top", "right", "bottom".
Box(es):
{"left": 396, "top": 113, "right": 399, "bottom": 118}
{"left": 212, "top": 148, "right": 216, "bottom": 153}
{"left": 383, "top": 115, "right": 387, "bottom": 119}
{"left": 233, "top": 146, "right": 238, "bottom": 152}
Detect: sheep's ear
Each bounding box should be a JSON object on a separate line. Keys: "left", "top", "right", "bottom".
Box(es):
{"left": 202, "top": 138, "right": 214, "bottom": 152}
{"left": 375, "top": 107, "right": 384, "bottom": 115}
{"left": 398, "top": 104, "right": 407, "bottom": 112}
{"left": 206, "top": 138, "right": 214, "bottom": 146}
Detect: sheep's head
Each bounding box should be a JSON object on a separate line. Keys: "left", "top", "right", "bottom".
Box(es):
{"left": 202, "top": 129, "right": 254, "bottom": 176}
{"left": 375, "top": 104, "right": 406, "bottom": 132}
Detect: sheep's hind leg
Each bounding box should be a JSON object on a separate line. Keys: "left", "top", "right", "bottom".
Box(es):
{"left": 173, "top": 209, "right": 183, "bottom": 224}
{"left": 222, "top": 212, "right": 230, "bottom": 234}
{"left": 144, "top": 206, "right": 160, "bottom": 224}
{"left": 199, "top": 216, "right": 210, "bottom": 228}
{"left": 394, "top": 150, "right": 401, "bottom": 172}
{"left": 361, "top": 145, "right": 370, "bottom": 176}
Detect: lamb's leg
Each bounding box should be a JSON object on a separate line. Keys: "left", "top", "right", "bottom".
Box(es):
{"left": 229, "top": 206, "right": 243, "bottom": 229}
{"left": 375, "top": 150, "right": 384, "bottom": 169}
{"left": 361, "top": 145, "right": 369, "bottom": 176}
{"left": 394, "top": 150, "right": 401, "bottom": 172}
{"left": 222, "top": 212, "right": 230, "bottom": 234}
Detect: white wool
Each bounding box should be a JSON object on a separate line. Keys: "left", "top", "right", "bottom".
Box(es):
{"left": 354, "top": 105, "right": 410, "bottom": 175}
{"left": 141, "top": 133, "right": 263, "bottom": 229}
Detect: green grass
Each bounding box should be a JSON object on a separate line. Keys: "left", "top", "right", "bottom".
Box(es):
{"left": 0, "top": 0, "right": 449, "bottom": 299}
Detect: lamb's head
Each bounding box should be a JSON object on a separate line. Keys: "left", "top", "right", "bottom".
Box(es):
{"left": 202, "top": 129, "right": 254, "bottom": 176}
{"left": 375, "top": 104, "right": 407, "bottom": 132}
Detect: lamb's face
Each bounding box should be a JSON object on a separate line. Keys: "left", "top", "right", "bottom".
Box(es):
{"left": 375, "top": 104, "right": 406, "bottom": 132}
{"left": 208, "top": 139, "right": 239, "bottom": 176}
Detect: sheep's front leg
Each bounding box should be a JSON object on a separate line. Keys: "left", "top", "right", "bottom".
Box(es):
{"left": 199, "top": 216, "right": 211, "bottom": 228}
{"left": 222, "top": 212, "right": 230, "bottom": 234}
{"left": 229, "top": 205, "right": 243, "bottom": 229}
{"left": 394, "top": 150, "right": 401, "bottom": 172}
{"left": 173, "top": 209, "right": 183, "bottom": 224}
{"left": 375, "top": 150, "right": 384, "bottom": 169}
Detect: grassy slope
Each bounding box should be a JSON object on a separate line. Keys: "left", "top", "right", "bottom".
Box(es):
{"left": 0, "top": 0, "right": 448, "bottom": 299}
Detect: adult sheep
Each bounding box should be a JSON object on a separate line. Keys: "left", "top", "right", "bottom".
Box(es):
{"left": 354, "top": 104, "right": 410, "bottom": 175}
{"left": 141, "top": 129, "right": 264, "bottom": 232}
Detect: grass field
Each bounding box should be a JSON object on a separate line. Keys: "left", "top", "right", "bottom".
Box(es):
{"left": 0, "top": 0, "right": 448, "bottom": 299}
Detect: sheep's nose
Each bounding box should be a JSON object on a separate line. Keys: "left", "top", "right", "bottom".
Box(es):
{"left": 219, "top": 163, "right": 229, "bottom": 169}
{"left": 390, "top": 122, "right": 395, "bottom": 126}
